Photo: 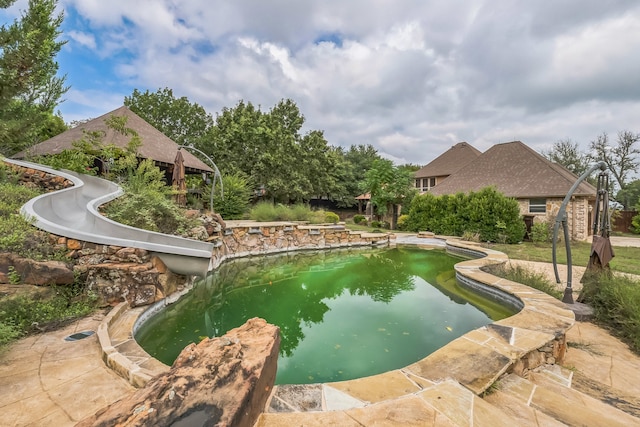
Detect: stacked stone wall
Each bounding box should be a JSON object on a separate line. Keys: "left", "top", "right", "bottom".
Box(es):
{"left": 7, "top": 164, "right": 73, "bottom": 191}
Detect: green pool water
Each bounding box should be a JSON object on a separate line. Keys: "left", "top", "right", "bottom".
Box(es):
{"left": 135, "top": 246, "right": 516, "bottom": 384}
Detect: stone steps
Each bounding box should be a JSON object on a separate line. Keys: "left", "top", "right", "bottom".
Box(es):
{"left": 256, "top": 378, "right": 529, "bottom": 426}
{"left": 255, "top": 364, "right": 640, "bottom": 426}
{"left": 484, "top": 365, "right": 640, "bottom": 427}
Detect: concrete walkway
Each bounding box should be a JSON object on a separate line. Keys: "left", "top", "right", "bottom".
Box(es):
{"left": 0, "top": 314, "right": 134, "bottom": 427}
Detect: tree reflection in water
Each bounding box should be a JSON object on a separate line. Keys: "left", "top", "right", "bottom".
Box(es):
{"left": 136, "top": 246, "right": 514, "bottom": 383}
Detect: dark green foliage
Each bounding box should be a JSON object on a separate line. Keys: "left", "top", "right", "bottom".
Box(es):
{"left": 406, "top": 187, "right": 525, "bottom": 243}
{"left": 211, "top": 173, "right": 252, "bottom": 219}
{"left": 204, "top": 99, "right": 382, "bottom": 205}
{"left": 363, "top": 159, "right": 416, "bottom": 216}
{"left": 580, "top": 273, "right": 640, "bottom": 353}
{"left": 353, "top": 214, "right": 366, "bottom": 224}
{"left": 616, "top": 179, "right": 640, "bottom": 210}
{"left": 633, "top": 210, "right": 640, "bottom": 234}
{"left": 102, "top": 159, "right": 197, "bottom": 234}
{"left": 125, "top": 87, "right": 214, "bottom": 147}
{"left": 0, "top": 0, "right": 69, "bottom": 155}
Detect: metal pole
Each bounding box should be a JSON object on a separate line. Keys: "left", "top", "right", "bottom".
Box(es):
{"left": 178, "top": 145, "right": 224, "bottom": 213}
{"left": 552, "top": 161, "right": 607, "bottom": 303}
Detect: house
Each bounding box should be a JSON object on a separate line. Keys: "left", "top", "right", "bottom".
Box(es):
{"left": 12, "top": 106, "right": 213, "bottom": 177}
{"left": 428, "top": 141, "right": 597, "bottom": 241}
{"left": 413, "top": 142, "right": 481, "bottom": 193}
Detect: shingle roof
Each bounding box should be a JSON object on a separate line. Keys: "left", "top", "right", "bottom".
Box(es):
{"left": 429, "top": 141, "right": 597, "bottom": 198}
{"left": 13, "top": 106, "right": 213, "bottom": 174}
{"left": 414, "top": 142, "right": 482, "bottom": 179}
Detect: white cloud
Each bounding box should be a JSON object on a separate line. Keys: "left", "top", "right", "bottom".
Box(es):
{"left": 53, "top": 0, "right": 640, "bottom": 168}
{"left": 67, "top": 30, "right": 96, "bottom": 50}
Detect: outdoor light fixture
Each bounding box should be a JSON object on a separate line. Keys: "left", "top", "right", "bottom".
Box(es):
{"left": 178, "top": 144, "right": 224, "bottom": 213}
{"left": 552, "top": 161, "right": 607, "bottom": 304}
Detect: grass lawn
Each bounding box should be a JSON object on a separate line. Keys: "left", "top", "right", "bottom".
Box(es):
{"left": 488, "top": 241, "right": 640, "bottom": 276}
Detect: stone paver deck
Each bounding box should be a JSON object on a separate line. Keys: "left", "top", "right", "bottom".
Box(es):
{"left": 0, "top": 314, "right": 134, "bottom": 427}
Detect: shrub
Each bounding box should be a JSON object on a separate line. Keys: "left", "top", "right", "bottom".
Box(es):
{"left": 406, "top": 187, "right": 525, "bottom": 243}
{"left": 287, "top": 204, "right": 306, "bottom": 221}
{"left": 324, "top": 211, "right": 340, "bottom": 224}
{"left": 353, "top": 214, "right": 366, "bottom": 224}
{"left": 102, "top": 160, "right": 196, "bottom": 234}
{"left": 250, "top": 201, "right": 278, "bottom": 221}
{"left": 370, "top": 220, "right": 383, "bottom": 228}
{"left": 396, "top": 214, "right": 409, "bottom": 230}
{"left": 530, "top": 220, "right": 551, "bottom": 243}
{"left": 632, "top": 209, "right": 640, "bottom": 234}
{"left": 211, "top": 173, "right": 252, "bottom": 219}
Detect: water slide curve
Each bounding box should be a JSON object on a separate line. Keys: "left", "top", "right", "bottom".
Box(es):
{"left": 6, "top": 158, "right": 214, "bottom": 276}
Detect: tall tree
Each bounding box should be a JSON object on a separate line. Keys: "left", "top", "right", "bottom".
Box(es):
{"left": 0, "top": 0, "right": 68, "bottom": 155}
{"left": 616, "top": 180, "right": 640, "bottom": 210}
{"left": 208, "top": 100, "right": 265, "bottom": 176}
{"left": 210, "top": 98, "right": 346, "bottom": 204}
{"left": 543, "top": 139, "right": 590, "bottom": 177}
{"left": 590, "top": 131, "right": 640, "bottom": 191}
{"left": 343, "top": 144, "right": 382, "bottom": 198}
{"left": 363, "top": 159, "right": 416, "bottom": 229}
{"left": 124, "top": 87, "right": 214, "bottom": 147}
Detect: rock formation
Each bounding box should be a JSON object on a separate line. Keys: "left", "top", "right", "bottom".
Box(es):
{"left": 0, "top": 252, "right": 74, "bottom": 285}
{"left": 77, "top": 318, "right": 280, "bottom": 427}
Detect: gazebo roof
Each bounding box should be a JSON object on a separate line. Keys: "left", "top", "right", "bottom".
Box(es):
{"left": 13, "top": 106, "right": 213, "bottom": 174}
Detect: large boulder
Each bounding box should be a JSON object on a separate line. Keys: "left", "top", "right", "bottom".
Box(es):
{"left": 77, "top": 318, "right": 280, "bottom": 427}
{"left": 0, "top": 253, "right": 74, "bottom": 285}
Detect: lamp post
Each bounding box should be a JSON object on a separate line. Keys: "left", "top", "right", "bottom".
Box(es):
{"left": 552, "top": 161, "right": 607, "bottom": 304}
{"left": 178, "top": 145, "right": 223, "bottom": 213}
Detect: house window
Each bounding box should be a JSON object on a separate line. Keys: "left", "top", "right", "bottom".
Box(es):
{"left": 416, "top": 177, "right": 437, "bottom": 192}
{"left": 529, "top": 198, "right": 546, "bottom": 214}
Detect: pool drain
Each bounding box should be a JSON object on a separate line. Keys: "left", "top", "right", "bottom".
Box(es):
{"left": 64, "top": 330, "right": 95, "bottom": 342}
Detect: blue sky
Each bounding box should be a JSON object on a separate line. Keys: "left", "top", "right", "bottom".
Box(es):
{"left": 3, "top": 0, "right": 640, "bottom": 166}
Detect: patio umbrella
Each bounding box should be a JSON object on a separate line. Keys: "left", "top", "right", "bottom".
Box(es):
{"left": 172, "top": 149, "right": 187, "bottom": 207}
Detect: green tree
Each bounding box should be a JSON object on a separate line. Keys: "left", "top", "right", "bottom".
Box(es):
{"left": 617, "top": 180, "right": 640, "bottom": 210}
{"left": 344, "top": 144, "right": 382, "bottom": 194}
{"left": 209, "top": 98, "right": 346, "bottom": 204}
{"left": 0, "top": 0, "right": 68, "bottom": 155}
{"left": 363, "top": 159, "right": 416, "bottom": 229}
{"left": 590, "top": 131, "right": 640, "bottom": 192}
{"left": 543, "top": 139, "right": 590, "bottom": 177}
{"left": 124, "top": 87, "right": 214, "bottom": 147}
{"left": 208, "top": 100, "right": 265, "bottom": 176}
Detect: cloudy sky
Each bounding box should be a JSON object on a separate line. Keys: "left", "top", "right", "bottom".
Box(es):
{"left": 4, "top": 0, "right": 640, "bottom": 166}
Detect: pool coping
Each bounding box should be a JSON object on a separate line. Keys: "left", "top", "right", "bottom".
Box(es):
{"left": 96, "top": 237, "right": 575, "bottom": 412}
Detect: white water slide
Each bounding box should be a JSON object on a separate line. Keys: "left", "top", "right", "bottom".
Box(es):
{"left": 6, "top": 159, "right": 214, "bottom": 275}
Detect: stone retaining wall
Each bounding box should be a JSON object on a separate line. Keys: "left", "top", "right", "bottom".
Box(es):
{"left": 210, "top": 223, "right": 393, "bottom": 270}
{"left": 7, "top": 163, "right": 74, "bottom": 191}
